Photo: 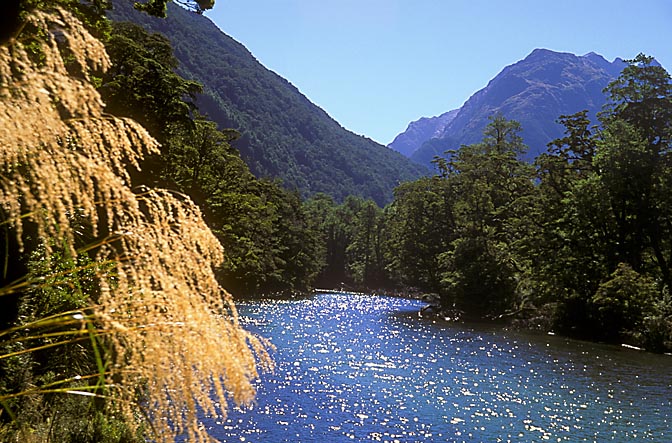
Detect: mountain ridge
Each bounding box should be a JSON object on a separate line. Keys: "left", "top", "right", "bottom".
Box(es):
{"left": 107, "top": 0, "right": 428, "bottom": 205}
{"left": 388, "top": 109, "right": 459, "bottom": 157}
{"left": 390, "top": 49, "right": 628, "bottom": 166}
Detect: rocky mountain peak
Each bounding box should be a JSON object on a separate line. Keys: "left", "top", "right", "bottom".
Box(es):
{"left": 389, "top": 49, "right": 633, "bottom": 167}
{"left": 388, "top": 109, "right": 458, "bottom": 157}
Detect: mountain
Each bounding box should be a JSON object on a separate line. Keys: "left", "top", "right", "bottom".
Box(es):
{"left": 388, "top": 109, "right": 458, "bottom": 157}
{"left": 391, "top": 49, "right": 627, "bottom": 166}
{"left": 107, "top": 1, "right": 427, "bottom": 205}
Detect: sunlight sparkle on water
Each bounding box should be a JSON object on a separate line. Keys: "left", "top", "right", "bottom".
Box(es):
{"left": 190, "top": 293, "right": 671, "bottom": 442}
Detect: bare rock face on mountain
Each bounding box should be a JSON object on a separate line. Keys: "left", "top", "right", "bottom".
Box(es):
{"left": 390, "top": 49, "right": 627, "bottom": 166}
{"left": 388, "top": 109, "right": 458, "bottom": 157}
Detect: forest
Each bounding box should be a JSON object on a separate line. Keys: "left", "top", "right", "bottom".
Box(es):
{"left": 310, "top": 55, "right": 672, "bottom": 354}
{"left": 1, "top": 0, "right": 671, "bottom": 442}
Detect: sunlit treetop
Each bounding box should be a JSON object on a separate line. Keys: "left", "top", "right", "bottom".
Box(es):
{"left": 134, "top": 0, "right": 215, "bottom": 17}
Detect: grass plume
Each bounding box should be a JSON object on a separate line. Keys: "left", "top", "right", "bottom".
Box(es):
{"left": 0, "top": 5, "right": 270, "bottom": 442}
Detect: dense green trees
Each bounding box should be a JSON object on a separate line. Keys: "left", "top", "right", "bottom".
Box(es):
{"left": 436, "top": 116, "right": 535, "bottom": 317}
{"left": 100, "top": 21, "right": 201, "bottom": 144}
{"left": 306, "top": 194, "right": 388, "bottom": 290}
{"left": 309, "top": 55, "right": 672, "bottom": 352}
{"left": 350, "top": 55, "right": 671, "bottom": 351}
{"left": 600, "top": 54, "right": 672, "bottom": 287}
{"left": 520, "top": 55, "right": 672, "bottom": 348}
{"left": 14, "top": 9, "right": 669, "bottom": 355}
{"left": 97, "top": 20, "right": 672, "bottom": 354}
{"left": 307, "top": 116, "right": 534, "bottom": 310}
{"left": 386, "top": 177, "right": 456, "bottom": 293}
{"left": 4, "top": 14, "right": 671, "bottom": 443}
{"left": 98, "top": 21, "right": 322, "bottom": 297}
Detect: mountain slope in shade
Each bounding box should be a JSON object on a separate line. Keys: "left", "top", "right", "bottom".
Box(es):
{"left": 388, "top": 109, "right": 459, "bottom": 157}
{"left": 394, "top": 49, "right": 626, "bottom": 167}
{"left": 108, "top": 1, "right": 427, "bottom": 205}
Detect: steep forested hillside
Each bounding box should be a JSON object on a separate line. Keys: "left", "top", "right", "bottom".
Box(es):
{"left": 1, "top": 2, "right": 275, "bottom": 441}
{"left": 107, "top": 0, "right": 427, "bottom": 205}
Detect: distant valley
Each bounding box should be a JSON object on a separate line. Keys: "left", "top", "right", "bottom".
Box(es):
{"left": 110, "top": 1, "right": 639, "bottom": 193}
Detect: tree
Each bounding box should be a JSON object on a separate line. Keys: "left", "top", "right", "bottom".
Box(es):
{"left": 306, "top": 195, "right": 391, "bottom": 290}
{"left": 346, "top": 199, "right": 388, "bottom": 287}
{"left": 259, "top": 184, "right": 323, "bottom": 295}
{"left": 600, "top": 54, "right": 672, "bottom": 288}
{"left": 536, "top": 110, "right": 597, "bottom": 194}
{"left": 302, "top": 193, "right": 332, "bottom": 278}
{"left": 526, "top": 55, "right": 672, "bottom": 348}
{"left": 100, "top": 21, "right": 201, "bottom": 145}
{"left": 439, "top": 115, "right": 535, "bottom": 317}
{"left": 590, "top": 263, "right": 657, "bottom": 342}
{"left": 529, "top": 108, "right": 625, "bottom": 337}
{"left": 602, "top": 53, "right": 672, "bottom": 150}
{"left": 133, "top": 0, "right": 215, "bottom": 17}
{"left": 528, "top": 111, "right": 610, "bottom": 325}
{"left": 164, "top": 113, "right": 242, "bottom": 195}
{"left": 386, "top": 177, "right": 456, "bottom": 293}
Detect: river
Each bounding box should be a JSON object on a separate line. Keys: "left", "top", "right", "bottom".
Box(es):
{"left": 198, "top": 292, "right": 671, "bottom": 442}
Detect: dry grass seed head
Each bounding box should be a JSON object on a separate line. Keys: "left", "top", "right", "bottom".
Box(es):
{"left": 0, "top": 7, "right": 270, "bottom": 442}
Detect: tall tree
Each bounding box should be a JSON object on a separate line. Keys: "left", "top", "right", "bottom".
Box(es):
{"left": 307, "top": 195, "right": 391, "bottom": 290}
{"left": 528, "top": 111, "right": 609, "bottom": 322}
{"left": 346, "top": 199, "right": 388, "bottom": 287}
{"left": 600, "top": 53, "right": 672, "bottom": 287}
{"left": 602, "top": 53, "right": 672, "bottom": 150}
{"left": 439, "top": 115, "right": 535, "bottom": 317}
{"left": 527, "top": 55, "right": 672, "bottom": 345}
{"left": 386, "top": 176, "right": 456, "bottom": 293}
{"left": 260, "top": 184, "right": 323, "bottom": 295}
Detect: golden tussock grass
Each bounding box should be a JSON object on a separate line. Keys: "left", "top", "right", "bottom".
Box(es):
{"left": 0, "top": 6, "right": 271, "bottom": 442}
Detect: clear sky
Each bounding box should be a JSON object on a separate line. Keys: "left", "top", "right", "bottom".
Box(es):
{"left": 205, "top": 1, "right": 671, "bottom": 145}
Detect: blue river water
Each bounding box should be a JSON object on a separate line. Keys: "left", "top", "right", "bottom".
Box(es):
{"left": 201, "top": 292, "right": 671, "bottom": 442}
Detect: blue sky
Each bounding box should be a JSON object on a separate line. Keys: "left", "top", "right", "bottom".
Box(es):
{"left": 205, "top": 1, "right": 671, "bottom": 145}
